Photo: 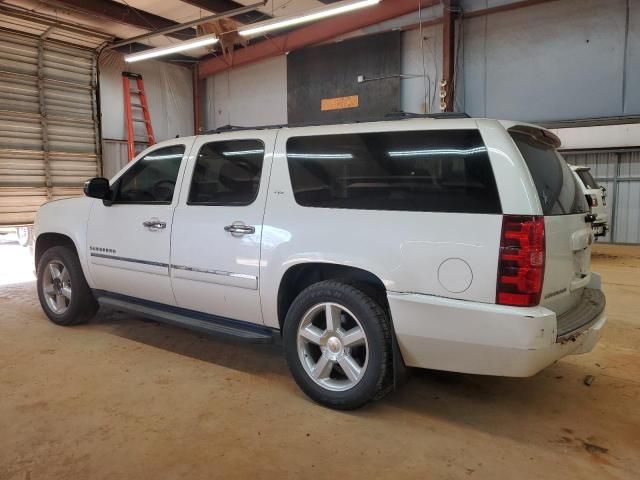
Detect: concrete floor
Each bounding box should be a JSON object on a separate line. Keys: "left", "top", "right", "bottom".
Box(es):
{"left": 1, "top": 240, "right": 639, "bottom": 480}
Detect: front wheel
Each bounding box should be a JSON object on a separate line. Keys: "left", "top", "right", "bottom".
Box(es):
{"left": 283, "top": 281, "right": 393, "bottom": 410}
{"left": 37, "top": 246, "right": 98, "bottom": 326}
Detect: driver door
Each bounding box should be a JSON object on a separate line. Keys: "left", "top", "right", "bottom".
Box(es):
{"left": 87, "top": 142, "right": 193, "bottom": 305}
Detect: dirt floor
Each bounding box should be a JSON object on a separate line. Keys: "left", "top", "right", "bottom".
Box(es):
{"left": 1, "top": 239, "right": 639, "bottom": 480}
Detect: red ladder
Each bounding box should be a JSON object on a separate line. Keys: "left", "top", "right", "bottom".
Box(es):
{"left": 122, "top": 72, "right": 155, "bottom": 162}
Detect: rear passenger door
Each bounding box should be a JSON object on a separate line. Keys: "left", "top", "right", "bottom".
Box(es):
{"left": 170, "top": 132, "right": 277, "bottom": 324}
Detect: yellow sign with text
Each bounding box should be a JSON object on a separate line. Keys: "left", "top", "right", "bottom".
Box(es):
{"left": 321, "top": 95, "right": 359, "bottom": 112}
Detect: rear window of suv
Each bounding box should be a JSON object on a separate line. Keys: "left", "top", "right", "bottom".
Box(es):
{"left": 286, "top": 129, "right": 501, "bottom": 214}
{"left": 509, "top": 129, "right": 588, "bottom": 216}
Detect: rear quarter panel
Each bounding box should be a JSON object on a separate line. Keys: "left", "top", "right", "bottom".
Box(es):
{"left": 259, "top": 119, "right": 531, "bottom": 329}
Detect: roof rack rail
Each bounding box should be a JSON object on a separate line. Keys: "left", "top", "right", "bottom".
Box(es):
{"left": 384, "top": 111, "right": 471, "bottom": 119}
{"left": 210, "top": 124, "right": 288, "bottom": 134}
{"left": 204, "top": 111, "right": 471, "bottom": 134}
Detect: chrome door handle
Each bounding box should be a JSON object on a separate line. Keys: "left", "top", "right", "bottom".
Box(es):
{"left": 224, "top": 223, "right": 255, "bottom": 235}
{"left": 143, "top": 220, "right": 167, "bottom": 230}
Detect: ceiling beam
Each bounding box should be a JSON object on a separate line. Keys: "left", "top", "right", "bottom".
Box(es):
{"left": 198, "top": 0, "right": 440, "bottom": 78}
{"left": 44, "top": 0, "right": 196, "bottom": 40}
{"left": 107, "top": 1, "right": 265, "bottom": 49}
{"left": 0, "top": 2, "right": 114, "bottom": 42}
{"left": 179, "top": 0, "right": 271, "bottom": 24}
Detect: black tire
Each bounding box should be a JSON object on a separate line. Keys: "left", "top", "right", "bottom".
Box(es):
{"left": 283, "top": 280, "right": 393, "bottom": 410}
{"left": 37, "top": 245, "right": 98, "bottom": 326}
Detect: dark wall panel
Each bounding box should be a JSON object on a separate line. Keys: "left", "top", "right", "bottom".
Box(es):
{"left": 287, "top": 31, "right": 401, "bottom": 124}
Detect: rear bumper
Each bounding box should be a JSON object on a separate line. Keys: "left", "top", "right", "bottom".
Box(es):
{"left": 388, "top": 276, "right": 606, "bottom": 377}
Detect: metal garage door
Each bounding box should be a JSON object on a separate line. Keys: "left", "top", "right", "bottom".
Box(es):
{"left": 563, "top": 149, "right": 640, "bottom": 244}
{"left": 0, "top": 29, "right": 100, "bottom": 226}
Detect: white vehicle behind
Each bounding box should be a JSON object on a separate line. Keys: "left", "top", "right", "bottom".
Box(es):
{"left": 570, "top": 165, "right": 608, "bottom": 238}
{"left": 33, "top": 116, "right": 606, "bottom": 410}
{"left": 0, "top": 226, "right": 33, "bottom": 247}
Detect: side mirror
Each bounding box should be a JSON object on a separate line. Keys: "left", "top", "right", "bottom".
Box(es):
{"left": 84, "top": 177, "right": 111, "bottom": 200}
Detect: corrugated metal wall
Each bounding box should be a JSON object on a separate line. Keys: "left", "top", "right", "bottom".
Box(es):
{"left": 460, "top": 0, "right": 638, "bottom": 122}
{"left": 563, "top": 150, "right": 640, "bottom": 244}
{"left": 0, "top": 29, "right": 99, "bottom": 226}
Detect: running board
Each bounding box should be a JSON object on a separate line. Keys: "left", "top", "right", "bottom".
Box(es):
{"left": 95, "top": 291, "right": 277, "bottom": 344}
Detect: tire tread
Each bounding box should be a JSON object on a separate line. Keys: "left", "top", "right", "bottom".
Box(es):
{"left": 283, "top": 280, "right": 393, "bottom": 410}
{"left": 37, "top": 245, "right": 98, "bottom": 326}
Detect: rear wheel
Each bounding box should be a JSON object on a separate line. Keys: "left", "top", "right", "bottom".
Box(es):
{"left": 37, "top": 246, "right": 98, "bottom": 326}
{"left": 283, "top": 280, "right": 393, "bottom": 410}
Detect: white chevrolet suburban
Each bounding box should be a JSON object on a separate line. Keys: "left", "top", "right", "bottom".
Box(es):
{"left": 34, "top": 117, "right": 606, "bottom": 410}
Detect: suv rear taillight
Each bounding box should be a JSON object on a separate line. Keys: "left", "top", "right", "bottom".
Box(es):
{"left": 496, "top": 215, "right": 545, "bottom": 307}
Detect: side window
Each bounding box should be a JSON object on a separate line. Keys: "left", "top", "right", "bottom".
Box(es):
{"left": 286, "top": 130, "right": 501, "bottom": 214}
{"left": 115, "top": 145, "right": 185, "bottom": 204}
{"left": 188, "top": 140, "right": 265, "bottom": 206}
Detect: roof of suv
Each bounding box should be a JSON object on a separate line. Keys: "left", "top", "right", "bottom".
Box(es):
{"left": 151, "top": 116, "right": 554, "bottom": 149}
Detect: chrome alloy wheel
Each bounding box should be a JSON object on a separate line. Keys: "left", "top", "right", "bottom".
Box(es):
{"left": 297, "top": 302, "right": 369, "bottom": 392}
{"left": 42, "top": 260, "right": 72, "bottom": 314}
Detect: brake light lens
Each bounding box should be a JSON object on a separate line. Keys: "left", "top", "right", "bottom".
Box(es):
{"left": 496, "top": 215, "right": 545, "bottom": 307}
{"left": 590, "top": 194, "right": 598, "bottom": 207}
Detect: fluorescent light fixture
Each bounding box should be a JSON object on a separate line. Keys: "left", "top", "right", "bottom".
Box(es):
{"left": 238, "top": 0, "right": 381, "bottom": 37}
{"left": 144, "top": 153, "right": 185, "bottom": 160}
{"left": 221, "top": 150, "right": 265, "bottom": 157}
{"left": 288, "top": 153, "right": 354, "bottom": 159}
{"left": 388, "top": 147, "right": 487, "bottom": 157}
{"left": 124, "top": 34, "right": 219, "bottom": 63}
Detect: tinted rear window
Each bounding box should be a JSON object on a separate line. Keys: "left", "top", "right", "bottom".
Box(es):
{"left": 286, "top": 130, "right": 501, "bottom": 214}
{"left": 576, "top": 169, "right": 599, "bottom": 189}
{"left": 510, "top": 131, "right": 588, "bottom": 215}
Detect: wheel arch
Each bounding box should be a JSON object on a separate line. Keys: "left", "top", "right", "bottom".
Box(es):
{"left": 276, "top": 262, "right": 389, "bottom": 332}
{"left": 277, "top": 262, "right": 408, "bottom": 403}
{"left": 35, "top": 233, "right": 78, "bottom": 274}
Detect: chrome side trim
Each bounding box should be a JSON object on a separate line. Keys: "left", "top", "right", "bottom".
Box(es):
{"left": 170, "top": 264, "right": 257, "bottom": 281}
{"left": 89, "top": 254, "right": 256, "bottom": 281}
{"left": 90, "top": 253, "right": 169, "bottom": 269}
